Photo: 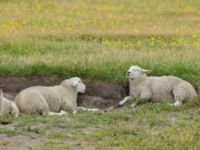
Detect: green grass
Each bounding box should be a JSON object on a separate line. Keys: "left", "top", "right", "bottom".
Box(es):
{"left": 1, "top": 102, "right": 200, "bottom": 149}
{"left": 0, "top": 0, "right": 199, "bottom": 83}
{"left": 0, "top": 35, "right": 200, "bottom": 85}
{"left": 0, "top": 0, "right": 200, "bottom": 149}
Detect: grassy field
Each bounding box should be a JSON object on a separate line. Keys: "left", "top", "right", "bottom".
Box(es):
{"left": 0, "top": 0, "right": 200, "bottom": 149}
{"left": 0, "top": 0, "right": 200, "bottom": 83}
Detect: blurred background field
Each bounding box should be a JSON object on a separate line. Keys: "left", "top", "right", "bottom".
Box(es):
{"left": 0, "top": 0, "right": 199, "bottom": 35}
{"left": 0, "top": 0, "right": 199, "bottom": 84}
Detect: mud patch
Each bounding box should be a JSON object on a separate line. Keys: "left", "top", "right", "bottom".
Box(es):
{"left": 0, "top": 76, "right": 127, "bottom": 109}
{"left": 0, "top": 134, "right": 43, "bottom": 150}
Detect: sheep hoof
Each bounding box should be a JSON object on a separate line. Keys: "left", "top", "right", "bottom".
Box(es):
{"left": 174, "top": 101, "right": 182, "bottom": 106}
{"left": 104, "top": 106, "right": 114, "bottom": 112}
{"left": 73, "top": 110, "right": 77, "bottom": 114}
{"left": 128, "top": 103, "right": 137, "bottom": 108}
{"left": 116, "top": 103, "right": 124, "bottom": 108}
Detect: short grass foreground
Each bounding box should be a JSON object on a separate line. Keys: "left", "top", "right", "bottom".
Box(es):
{"left": 1, "top": 102, "right": 200, "bottom": 150}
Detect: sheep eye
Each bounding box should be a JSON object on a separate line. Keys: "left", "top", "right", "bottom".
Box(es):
{"left": 135, "top": 69, "right": 140, "bottom": 72}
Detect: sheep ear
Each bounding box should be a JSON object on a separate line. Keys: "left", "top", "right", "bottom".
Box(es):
{"left": 142, "top": 69, "right": 151, "bottom": 73}
{"left": 72, "top": 80, "right": 78, "bottom": 87}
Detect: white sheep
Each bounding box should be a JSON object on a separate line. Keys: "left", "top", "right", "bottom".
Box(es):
{"left": 0, "top": 89, "right": 19, "bottom": 117}
{"left": 118, "top": 65, "right": 197, "bottom": 107}
{"left": 15, "top": 77, "right": 99, "bottom": 115}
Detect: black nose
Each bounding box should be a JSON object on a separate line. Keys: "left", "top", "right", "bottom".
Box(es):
{"left": 127, "top": 71, "right": 131, "bottom": 75}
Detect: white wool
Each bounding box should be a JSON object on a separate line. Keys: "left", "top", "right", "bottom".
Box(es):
{"left": 15, "top": 77, "right": 86, "bottom": 114}
{"left": 0, "top": 89, "right": 19, "bottom": 117}
{"left": 120, "top": 66, "right": 197, "bottom": 106}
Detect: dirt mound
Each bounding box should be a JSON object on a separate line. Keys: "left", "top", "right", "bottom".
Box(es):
{"left": 0, "top": 76, "right": 127, "bottom": 109}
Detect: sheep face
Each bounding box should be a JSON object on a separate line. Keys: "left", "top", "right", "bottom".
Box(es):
{"left": 71, "top": 77, "right": 86, "bottom": 93}
{"left": 61, "top": 77, "right": 86, "bottom": 93}
{"left": 127, "top": 66, "right": 148, "bottom": 80}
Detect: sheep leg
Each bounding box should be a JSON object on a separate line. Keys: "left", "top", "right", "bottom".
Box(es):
{"left": 128, "top": 100, "right": 139, "bottom": 108}
{"left": 76, "top": 106, "right": 100, "bottom": 112}
{"left": 129, "top": 92, "right": 151, "bottom": 108}
{"left": 174, "top": 100, "right": 182, "bottom": 106}
{"left": 10, "top": 103, "right": 19, "bottom": 118}
{"left": 104, "top": 96, "right": 133, "bottom": 111}
{"left": 173, "top": 85, "right": 186, "bottom": 106}
{"left": 118, "top": 96, "right": 133, "bottom": 106}
{"left": 48, "top": 110, "right": 67, "bottom": 116}
{"left": 61, "top": 101, "right": 76, "bottom": 114}
{"left": 26, "top": 96, "right": 50, "bottom": 115}
{"left": 105, "top": 96, "right": 134, "bottom": 111}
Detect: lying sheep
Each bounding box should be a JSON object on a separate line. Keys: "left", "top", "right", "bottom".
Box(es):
{"left": 15, "top": 77, "right": 98, "bottom": 115}
{"left": 0, "top": 89, "right": 19, "bottom": 117}
{"left": 118, "top": 65, "right": 197, "bottom": 108}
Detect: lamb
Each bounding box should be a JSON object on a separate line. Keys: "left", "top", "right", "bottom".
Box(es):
{"left": 118, "top": 65, "right": 197, "bottom": 108}
{"left": 0, "top": 89, "right": 19, "bottom": 117}
{"left": 15, "top": 77, "right": 98, "bottom": 115}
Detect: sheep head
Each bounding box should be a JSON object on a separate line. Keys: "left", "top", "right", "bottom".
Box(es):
{"left": 126, "top": 65, "right": 149, "bottom": 80}
{"left": 61, "top": 77, "right": 86, "bottom": 94}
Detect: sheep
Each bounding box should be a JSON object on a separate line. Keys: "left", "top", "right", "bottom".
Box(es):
{"left": 15, "top": 77, "right": 99, "bottom": 115}
{"left": 0, "top": 89, "right": 19, "bottom": 117}
{"left": 118, "top": 65, "right": 197, "bottom": 108}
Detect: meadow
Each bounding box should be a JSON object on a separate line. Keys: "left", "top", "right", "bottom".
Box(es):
{"left": 0, "top": 0, "right": 200, "bottom": 149}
